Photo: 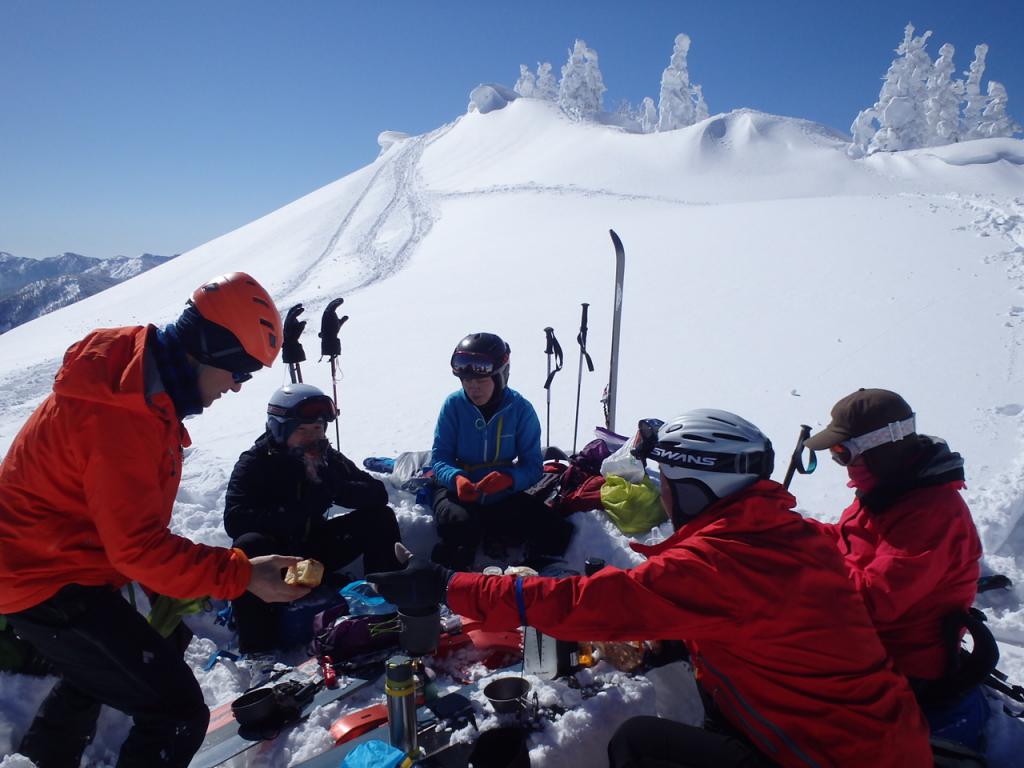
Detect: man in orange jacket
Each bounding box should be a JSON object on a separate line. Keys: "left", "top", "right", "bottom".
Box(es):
{"left": 0, "top": 272, "right": 312, "bottom": 768}
{"left": 369, "top": 409, "right": 932, "bottom": 768}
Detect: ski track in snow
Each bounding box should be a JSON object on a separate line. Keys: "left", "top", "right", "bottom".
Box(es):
{"left": 281, "top": 122, "right": 454, "bottom": 307}
{"left": 437, "top": 181, "right": 713, "bottom": 207}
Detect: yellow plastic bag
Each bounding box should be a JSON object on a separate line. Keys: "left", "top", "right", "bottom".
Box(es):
{"left": 148, "top": 595, "right": 210, "bottom": 638}
{"left": 599, "top": 475, "right": 667, "bottom": 534}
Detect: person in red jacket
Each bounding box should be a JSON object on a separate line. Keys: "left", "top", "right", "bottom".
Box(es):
{"left": 0, "top": 272, "right": 312, "bottom": 768}
{"left": 369, "top": 409, "right": 932, "bottom": 768}
{"left": 803, "top": 389, "right": 984, "bottom": 732}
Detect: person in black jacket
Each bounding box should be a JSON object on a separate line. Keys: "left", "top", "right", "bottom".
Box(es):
{"left": 225, "top": 383, "right": 402, "bottom": 653}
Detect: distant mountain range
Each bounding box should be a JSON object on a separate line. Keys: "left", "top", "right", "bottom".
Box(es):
{"left": 0, "top": 251, "right": 175, "bottom": 333}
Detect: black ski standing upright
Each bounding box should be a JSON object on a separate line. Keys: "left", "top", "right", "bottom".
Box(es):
{"left": 542, "top": 327, "right": 564, "bottom": 451}
{"left": 603, "top": 230, "right": 625, "bottom": 433}
{"left": 318, "top": 298, "right": 348, "bottom": 449}
{"left": 572, "top": 304, "right": 595, "bottom": 454}
{"left": 282, "top": 303, "right": 307, "bottom": 384}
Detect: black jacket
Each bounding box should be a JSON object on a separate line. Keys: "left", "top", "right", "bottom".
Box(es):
{"left": 224, "top": 432, "right": 389, "bottom": 546}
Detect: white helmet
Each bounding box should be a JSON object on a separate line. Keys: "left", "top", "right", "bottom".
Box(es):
{"left": 649, "top": 409, "right": 774, "bottom": 526}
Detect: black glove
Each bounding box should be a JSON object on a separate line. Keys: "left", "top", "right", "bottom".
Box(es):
{"left": 282, "top": 304, "right": 307, "bottom": 365}
{"left": 366, "top": 557, "right": 454, "bottom": 611}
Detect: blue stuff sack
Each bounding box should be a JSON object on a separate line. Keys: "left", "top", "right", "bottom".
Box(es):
{"left": 924, "top": 684, "right": 990, "bottom": 752}
{"left": 340, "top": 739, "right": 411, "bottom": 768}
{"left": 340, "top": 580, "right": 397, "bottom": 616}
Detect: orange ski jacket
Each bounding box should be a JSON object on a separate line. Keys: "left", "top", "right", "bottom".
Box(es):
{"left": 0, "top": 325, "right": 251, "bottom": 614}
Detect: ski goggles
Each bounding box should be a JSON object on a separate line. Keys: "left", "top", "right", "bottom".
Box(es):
{"left": 828, "top": 415, "right": 916, "bottom": 466}
{"left": 451, "top": 351, "right": 504, "bottom": 379}
{"left": 267, "top": 394, "right": 337, "bottom": 423}
{"left": 232, "top": 372, "right": 253, "bottom": 384}
{"left": 630, "top": 418, "right": 666, "bottom": 462}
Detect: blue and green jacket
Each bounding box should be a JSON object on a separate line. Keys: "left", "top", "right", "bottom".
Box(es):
{"left": 431, "top": 387, "right": 543, "bottom": 504}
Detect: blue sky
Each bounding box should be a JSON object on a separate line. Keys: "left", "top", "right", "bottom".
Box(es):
{"left": 2, "top": 0, "right": 1021, "bottom": 261}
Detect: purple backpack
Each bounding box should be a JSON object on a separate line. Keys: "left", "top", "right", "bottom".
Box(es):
{"left": 308, "top": 601, "right": 401, "bottom": 660}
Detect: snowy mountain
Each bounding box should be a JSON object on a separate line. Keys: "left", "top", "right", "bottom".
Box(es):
{"left": 0, "top": 252, "right": 174, "bottom": 333}
{"left": 1, "top": 98, "right": 1023, "bottom": 766}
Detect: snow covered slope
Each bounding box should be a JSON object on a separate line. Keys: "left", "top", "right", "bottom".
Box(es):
{"left": 1, "top": 98, "right": 1023, "bottom": 765}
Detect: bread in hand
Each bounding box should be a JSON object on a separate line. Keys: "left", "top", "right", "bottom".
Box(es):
{"left": 285, "top": 559, "right": 324, "bottom": 587}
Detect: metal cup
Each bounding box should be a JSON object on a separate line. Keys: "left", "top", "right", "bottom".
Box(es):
{"left": 483, "top": 676, "right": 532, "bottom": 714}
{"left": 398, "top": 604, "right": 440, "bottom": 656}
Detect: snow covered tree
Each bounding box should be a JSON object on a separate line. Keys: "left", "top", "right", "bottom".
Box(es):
{"left": 925, "top": 43, "right": 963, "bottom": 146}
{"left": 848, "top": 108, "right": 878, "bottom": 157}
{"left": 535, "top": 62, "right": 558, "bottom": 101}
{"left": 867, "top": 24, "right": 934, "bottom": 153}
{"left": 657, "top": 33, "right": 708, "bottom": 131}
{"left": 961, "top": 44, "right": 989, "bottom": 139}
{"left": 693, "top": 84, "right": 709, "bottom": 122}
{"left": 640, "top": 96, "right": 657, "bottom": 134}
{"left": 977, "top": 81, "right": 1022, "bottom": 138}
{"left": 514, "top": 65, "right": 536, "bottom": 98}
{"left": 558, "top": 39, "right": 606, "bottom": 120}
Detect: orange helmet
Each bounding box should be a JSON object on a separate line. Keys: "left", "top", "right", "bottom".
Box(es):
{"left": 179, "top": 272, "right": 282, "bottom": 371}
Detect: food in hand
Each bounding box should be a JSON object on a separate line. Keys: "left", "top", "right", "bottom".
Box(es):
{"left": 285, "top": 558, "right": 324, "bottom": 587}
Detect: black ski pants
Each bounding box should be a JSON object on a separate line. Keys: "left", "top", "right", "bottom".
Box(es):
{"left": 607, "top": 715, "right": 775, "bottom": 768}
{"left": 431, "top": 486, "right": 574, "bottom": 571}
{"left": 231, "top": 504, "right": 402, "bottom": 653}
{"left": 6, "top": 584, "right": 209, "bottom": 768}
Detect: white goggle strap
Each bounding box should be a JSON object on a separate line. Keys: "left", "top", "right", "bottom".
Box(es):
{"left": 846, "top": 415, "right": 916, "bottom": 455}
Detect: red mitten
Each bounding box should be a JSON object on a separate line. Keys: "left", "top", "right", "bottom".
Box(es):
{"left": 455, "top": 474, "right": 481, "bottom": 502}
{"left": 476, "top": 471, "right": 514, "bottom": 495}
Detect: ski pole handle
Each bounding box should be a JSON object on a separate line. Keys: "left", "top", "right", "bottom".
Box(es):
{"left": 782, "top": 425, "right": 817, "bottom": 489}
{"left": 577, "top": 304, "right": 594, "bottom": 372}
{"left": 543, "top": 327, "right": 563, "bottom": 389}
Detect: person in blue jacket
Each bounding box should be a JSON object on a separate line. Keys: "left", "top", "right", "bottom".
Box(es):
{"left": 430, "top": 332, "right": 574, "bottom": 571}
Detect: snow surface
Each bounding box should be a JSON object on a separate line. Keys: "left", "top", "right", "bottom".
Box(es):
{"left": 2, "top": 98, "right": 1024, "bottom": 766}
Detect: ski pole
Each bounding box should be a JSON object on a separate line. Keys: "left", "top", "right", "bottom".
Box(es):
{"left": 604, "top": 230, "right": 625, "bottom": 432}
{"left": 282, "top": 303, "right": 307, "bottom": 384}
{"left": 318, "top": 298, "right": 348, "bottom": 449}
{"left": 782, "top": 424, "right": 817, "bottom": 489}
{"left": 572, "top": 303, "right": 595, "bottom": 454}
{"left": 542, "top": 327, "right": 564, "bottom": 451}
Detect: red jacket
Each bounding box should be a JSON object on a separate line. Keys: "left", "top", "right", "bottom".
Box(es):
{"left": 449, "top": 481, "right": 931, "bottom": 768}
{"left": 0, "top": 326, "right": 251, "bottom": 614}
{"left": 816, "top": 476, "right": 981, "bottom": 680}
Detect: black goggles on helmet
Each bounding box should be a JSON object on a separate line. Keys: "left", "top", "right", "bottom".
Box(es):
{"left": 451, "top": 351, "right": 503, "bottom": 379}
{"left": 630, "top": 418, "right": 666, "bottom": 462}
{"left": 267, "top": 394, "right": 337, "bottom": 423}
{"left": 631, "top": 418, "right": 772, "bottom": 476}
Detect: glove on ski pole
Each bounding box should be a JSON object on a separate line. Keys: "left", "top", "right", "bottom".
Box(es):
{"left": 282, "top": 303, "right": 307, "bottom": 384}
{"left": 366, "top": 557, "right": 454, "bottom": 612}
